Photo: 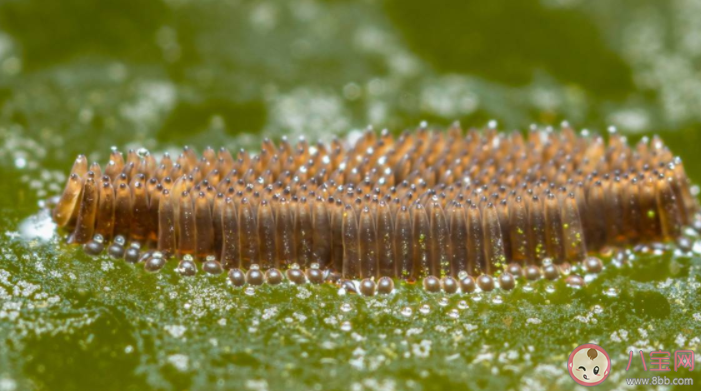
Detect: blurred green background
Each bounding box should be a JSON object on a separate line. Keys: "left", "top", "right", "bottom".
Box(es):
{"left": 0, "top": 0, "right": 700, "bottom": 390}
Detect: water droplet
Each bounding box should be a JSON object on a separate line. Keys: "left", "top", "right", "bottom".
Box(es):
{"left": 244, "top": 286, "right": 255, "bottom": 296}
{"left": 340, "top": 321, "right": 352, "bottom": 332}
{"left": 438, "top": 297, "right": 449, "bottom": 307}
{"left": 457, "top": 271, "right": 469, "bottom": 280}
{"left": 400, "top": 306, "right": 413, "bottom": 317}
{"left": 447, "top": 309, "right": 459, "bottom": 319}
{"left": 545, "top": 285, "right": 556, "bottom": 294}
{"left": 340, "top": 303, "right": 353, "bottom": 313}
{"left": 419, "top": 304, "right": 431, "bottom": 315}
{"left": 491, "top": 295, "right": 504, "bottom": 304}
{"left": 310, "top": 262, "right": 320, "bottom": 269}
{"left": 690, "top": 185, "right": 700, "bottom": 197}
{"left": 136, "top": 148, "right": 150, "bottom": 158}
{"left": 457, "top": 301, "right": 468, "bottom": 310}
{"left": 584, "top": 273, "right": 597, "bottom": 284}
{"left": 650, "top": 245, "right": 665, "bottom": 256}
{"left": 250, "top": 264, "right": 260, "bottom": 270}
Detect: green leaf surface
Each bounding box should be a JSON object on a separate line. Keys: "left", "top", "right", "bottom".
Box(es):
{"left": 1, "top": 0, "right": 700, "bottom": 389}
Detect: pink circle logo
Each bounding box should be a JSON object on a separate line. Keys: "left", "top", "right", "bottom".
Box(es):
{"left": 568, "top": 344, "right": 611, "bottom": 386}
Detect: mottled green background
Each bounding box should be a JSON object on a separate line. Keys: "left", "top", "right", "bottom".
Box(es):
{"left": 0, "top": 0, "right": 700, "bottom": 390}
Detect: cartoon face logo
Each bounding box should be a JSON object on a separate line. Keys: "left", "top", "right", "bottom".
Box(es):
{"left": 568, "top": 344, "right": 611, "bottom": 386}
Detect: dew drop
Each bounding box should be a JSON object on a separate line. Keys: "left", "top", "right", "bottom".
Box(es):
{"left": 244, "top": 286, "right": 255, "bottom": 296}
{"left": 457, "top": 300, "right": 468, "bottom": 310}
{"left": 438, "top": 297, "right": 449, "bottom": 307}
{"left": 447, "top": 309, "right": 459, "bottom": 319}
{"left": 136, "top": 148, "right": 150, "bottom": 158}
{"left": 419, "top": 304, "right": 431, "bottom": 315}
{"left": 491, "top": 295, "right": 503, "bottom": 305}
{"left": 340, "top": 303, "right": 353, "bottom": 313}
{"left": 400, "top": 306, "right": 413, "bottom": 317}
{"left": 340, "top": 321, "right": 352, "bottom": 332}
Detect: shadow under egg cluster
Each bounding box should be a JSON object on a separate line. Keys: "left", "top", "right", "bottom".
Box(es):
{"left": 50, "top": 124, "right": 700, "bottom": 292}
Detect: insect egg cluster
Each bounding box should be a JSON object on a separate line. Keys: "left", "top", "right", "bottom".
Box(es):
{"left": 50, "top": 124, "right": 700, "bottom": 293}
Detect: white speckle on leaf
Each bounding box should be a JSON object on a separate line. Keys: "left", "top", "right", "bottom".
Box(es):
{"left": 245, "top": 379, "right": 269, "bottom": 391}
{"left": 164, "top": 325, "right": 187, "bottom": 339}
{"left": 406, "top": 328, "right": 422, "bottom": 337}
{"left": 167, "top": 354, "right": 189, "bottom": 372}
{"left": 526, "top": 318, "right": 542, "bottom": 325}
{"left": 0, "top": 377, "right": 17, "bottom": 391}
{"left": 411, "top": 340, "right": 432, "bottom": 358}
